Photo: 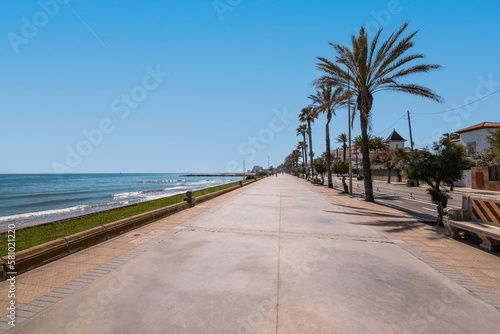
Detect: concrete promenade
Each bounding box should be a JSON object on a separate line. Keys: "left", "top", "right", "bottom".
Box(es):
{"left": 6, "top": 175, "right": 500, "bottom": 333}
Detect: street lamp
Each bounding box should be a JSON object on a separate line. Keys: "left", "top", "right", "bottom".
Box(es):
{"left": 336, "top": 59, "right": 353, "bottom": 195}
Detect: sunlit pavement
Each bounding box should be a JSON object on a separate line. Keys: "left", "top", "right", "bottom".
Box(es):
{"left": 9, "top": 175, "right": 500, "bottom": 333}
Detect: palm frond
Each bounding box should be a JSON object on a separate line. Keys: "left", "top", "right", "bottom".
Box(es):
{"left": 377, "top": 83, "right": 444, "bottom": 102}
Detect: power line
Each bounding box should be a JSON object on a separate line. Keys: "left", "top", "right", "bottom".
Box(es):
{"left": 412, "top": 88, "right": 500, "bottom": 115}
{"left": 374, "top": 87, "right": 500, "bottom": 135}
{"left": 375, "top": 114, "right": 406, "bottom": 136}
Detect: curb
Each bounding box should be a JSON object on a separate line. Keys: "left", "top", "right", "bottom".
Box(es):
{"left": 0, "top": 179, "right": 258, "bottom": 279}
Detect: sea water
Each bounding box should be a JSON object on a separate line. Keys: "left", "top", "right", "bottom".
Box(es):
{"left": 0, "top": 173, "right": 240, "bottom": 229}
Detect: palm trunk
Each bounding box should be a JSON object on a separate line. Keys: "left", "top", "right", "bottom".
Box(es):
{"left": 308, "top": 120, "right": 314, "bottom": 178}
{"left": 360, "top": 110, "right": 374, "bottom": 202}
{"left": 343, "top": 143, "right": 347, "bottom": 162}
{"left": 302, "top": 133, "right": 308, "bottom": 166}
{"left": 355, "top": 146, "right": 358, "bottom": 173}
{"left": 326, "top": 113, "right": 333, "bottom": 188}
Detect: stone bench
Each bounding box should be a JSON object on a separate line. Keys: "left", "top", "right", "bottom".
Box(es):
{"left": 443, "top": 195, "right": 500, "bottom": 252}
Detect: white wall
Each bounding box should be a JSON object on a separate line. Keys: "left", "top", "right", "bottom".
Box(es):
{"left": 388, "top": 141, "right": 405, "bottom": 150}
{"left": 459, "top": 129, "right": 495, "bottom": 154}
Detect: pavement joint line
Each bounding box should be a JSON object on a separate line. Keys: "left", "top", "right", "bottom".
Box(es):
{"left": 81, "top": 273, "right": 102, "bottom": 278}
{"left": 275, "top": 188, "right": 283, "bottom": 334}
{"left": 45, "top": 292, "right": 71, "bottom": 298}
{"left": 180, "top": 225, "right": 394, "bottom": 244}
{"left": 81, "top": 272, "right": 103, "bottom": 277}
{"left": 72, "top": 278, "right": 95, "bottom": 283}
{"left": 15, "top": 310, "right": 36, "bottom": 319}
{"left": 18, "top": 304, "right": 46, "bottom": 313}
{"left": 52, "top": 288, "right": 76, "bottom": 295}
{"left": 38, "top": 296, "right": 62, "bottom": 303}
{"left": 63, "top": 282, "right": 86, "bottom": 287}
{"left": 0, "top": 323, "right": 13, "bottom": 332}
{"left": 29, "top": 300, "right": 54, "bottom": 307}
{"left": 56, "top": 286, "right": 80, "bottom": 293}
{"left": 89, "top": 270, "right": 109, "bottom": 274}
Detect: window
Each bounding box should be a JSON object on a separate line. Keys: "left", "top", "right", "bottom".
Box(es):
{"left": 467, "top": 142, "right": 476, "bottom": 155}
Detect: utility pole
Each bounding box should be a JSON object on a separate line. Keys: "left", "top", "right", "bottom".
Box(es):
{"left": 243, "top": 160, "right": 245, "bottom": 180}
{"left": 407, "top": 110, "right": 414, "bottom": 152}
{"left": 407, "top": 110, "right": 418, "bottom": 187}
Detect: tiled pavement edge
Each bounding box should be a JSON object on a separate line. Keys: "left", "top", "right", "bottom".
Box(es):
{"left": 299, "top": 178, "right": 500, "bottom": 312}
{"left": 0, "top": 181, "right": 259, "bottom": 333}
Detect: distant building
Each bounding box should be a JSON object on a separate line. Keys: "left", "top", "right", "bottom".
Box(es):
{"left": 251, "top": 165, "right": 264, "bottom": 173}
{"left": 455, "top": 122, "right": 500, "bottom": 155}
{"left": 385, "top": 129, "right": 407, "bottom": 150}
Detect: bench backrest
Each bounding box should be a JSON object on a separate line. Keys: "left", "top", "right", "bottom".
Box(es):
{"left": 466, "top": 196, "right": 500, "bottom": 226}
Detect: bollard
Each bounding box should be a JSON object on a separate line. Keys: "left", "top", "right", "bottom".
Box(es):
{"left": 377, "top": 187, "right": 379, "bottom": 192}
{"left": 184, "top": 190, "right": 195, "bottom": 207}
{"left": 410, "top": 192, "right": 413, "bottom": 199}
{"left": 239, "top": 181, "right": 243, "bottom": 187}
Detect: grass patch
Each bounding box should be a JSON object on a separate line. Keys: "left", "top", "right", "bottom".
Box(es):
{"left": 1, "top": 179, "right": 255, "bottom": 256}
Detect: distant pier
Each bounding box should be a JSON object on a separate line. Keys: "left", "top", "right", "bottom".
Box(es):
{"left": 180, "top": 173, "right": 250, "bottom": 177}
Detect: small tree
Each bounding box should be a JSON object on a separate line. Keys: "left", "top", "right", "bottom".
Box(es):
{"left": 487, "top": 127, "right": 500, "bottom": 164}
{"left": 470, "top": 128, "right": 500, "bottom": 166}
{"left": 331, "top": 159, "right": 349, "bottom": 193}
{"left": 396, "top": 137, "right": 472, "bottom": 224}
{"left": 314, "top": 157, "right": 327, "bottom": 184}
{"left": 378, "top": 149, "right": 397, "bottom": 183}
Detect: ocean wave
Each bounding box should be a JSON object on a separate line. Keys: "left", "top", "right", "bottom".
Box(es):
{"left": 0, "top": 190, "right": 100, "bottom": 201}
{"left": 141, "top": 179, "right": 185, "bottom": 183}
{"left": 9, "top": 196, "right": 102, "bottom": 209}
{"left": 0, "top": 202, "right": 117, "bottom": 223}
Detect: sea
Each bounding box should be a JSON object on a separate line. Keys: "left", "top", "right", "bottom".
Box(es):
{"left": 0, "top": 173, "right": 241, "bottom": 229}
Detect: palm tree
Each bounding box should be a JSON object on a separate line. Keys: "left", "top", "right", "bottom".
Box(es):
{"left": 297, "top": 141, "right": 307, "bottom": 167}
{"left": 291, "top": 149, "right": 301, "bottom": 168}
{"left": 309, "top": 86, "right": 347, "bottom": 188}
{"left": 370, "top": 136, "right": 389, "bottom": 152}
{"left": 299, "top": 107, "right": 319, "bottom": 177}
{"left": 296, "top": 125, "right": 308, "bottom": 166}
{"left": 315, "top": 23, "right": 443, "bottom": 201}
{"left": 336, "top": 133, "right": 348, "bottom": 162}
{"left": 354, "top": 135, "right": 364, "bottom": 173}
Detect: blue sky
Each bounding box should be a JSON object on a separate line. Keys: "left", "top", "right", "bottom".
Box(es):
{"left": 1, "top": 0, "right": 499, "bottom": 173}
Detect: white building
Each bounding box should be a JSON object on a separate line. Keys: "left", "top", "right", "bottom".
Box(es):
{"left": 385, "top": 129, "right": 407, "bottom": 150}
{"left": 455, "top": 122, "right": 500, "bottom": 155}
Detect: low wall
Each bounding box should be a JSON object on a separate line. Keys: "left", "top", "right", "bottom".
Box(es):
{"left": 471, "top": 167, "right": 500, "bottom": 191}
{"left": 370, "top": 168, "right": 405, "bottom": 183}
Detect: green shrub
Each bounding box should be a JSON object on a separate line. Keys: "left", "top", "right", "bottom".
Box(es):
{"left": 246, "top": 175, "right": 255, "bottom": 180}
{"left": 357, "top": 174, "right": 364, "bottom": 180}
{"left": 256, "top": 171, "right": 267, "bottom": 177}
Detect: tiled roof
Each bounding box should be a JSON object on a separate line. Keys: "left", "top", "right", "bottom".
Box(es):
{"left": 385, "top": 129, "right": 406, "bottom": 142}
{"left": 456, "top": 122, "right": 500, "bottom": 134}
